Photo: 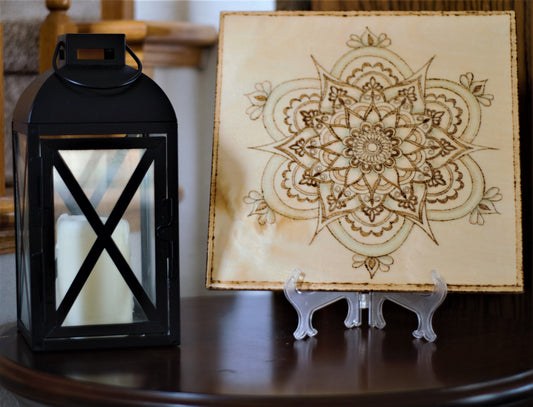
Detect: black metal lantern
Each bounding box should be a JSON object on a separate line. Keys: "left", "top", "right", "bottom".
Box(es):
{"left": 12, "top": 34, "right": 179, "bottom": 351}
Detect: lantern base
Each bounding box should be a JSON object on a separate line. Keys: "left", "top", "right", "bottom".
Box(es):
{"left": 18, "top": 320, "right": 179, "bottom": 352}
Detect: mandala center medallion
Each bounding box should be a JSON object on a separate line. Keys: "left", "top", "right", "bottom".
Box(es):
{"left": 355, "top": 133, "right": 390, "bottom": 163}
{"left": 365, "top": 141, "right": 379, "bottom": 153}
{"left": 344, "top": 123, "right": 398, "bottom": 173}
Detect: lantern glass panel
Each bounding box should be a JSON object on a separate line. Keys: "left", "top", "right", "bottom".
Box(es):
{"left": 50, "top": 135, "right": 159, "bottom": 327}
{"left": 14, "top": 131, "right": 31, "bottom": 329}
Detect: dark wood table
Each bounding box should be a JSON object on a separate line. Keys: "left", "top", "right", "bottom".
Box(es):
{"left": 0, "top": 291, "right": 533, "bottom": 406}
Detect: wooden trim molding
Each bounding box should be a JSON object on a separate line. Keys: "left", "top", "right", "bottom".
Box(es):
{"left": 75, "top": 20, "right": 218, "bottom": 69}
{"left": 143, "top": 21, "right": 218, "bottom": 68}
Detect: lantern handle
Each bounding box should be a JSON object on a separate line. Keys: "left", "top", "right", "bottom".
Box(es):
{"left": 52, "top": 40, "right": 143, "bottom": 89}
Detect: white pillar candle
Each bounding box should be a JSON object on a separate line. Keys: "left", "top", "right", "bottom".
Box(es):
{"left": 55, "top": 214, "right": 134, "bottom": 326}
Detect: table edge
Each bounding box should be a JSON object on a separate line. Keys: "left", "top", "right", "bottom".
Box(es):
{"left": 1, "top": 348, "right": 533, "bottom": 407}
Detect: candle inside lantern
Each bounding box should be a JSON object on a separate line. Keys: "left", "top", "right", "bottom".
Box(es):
{"left": 55, "top": 214, "right": 133, "bottom": 326}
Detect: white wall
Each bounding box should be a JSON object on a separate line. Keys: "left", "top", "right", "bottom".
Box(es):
{"left": 136, "top": 0, "right": 276, "bottom": 296}
{"left": 135, "top": 0, "right": 275, "bottom": 27}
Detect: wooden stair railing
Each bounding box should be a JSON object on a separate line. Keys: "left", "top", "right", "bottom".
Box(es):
{"left": 39, "top": 0, "right": 218, "bottom": 72}
{"left": 74, "top": 20, "right": 218, "bottom": 70}
{"left": 143, "top": 21, "right": 218, "bottom": 69}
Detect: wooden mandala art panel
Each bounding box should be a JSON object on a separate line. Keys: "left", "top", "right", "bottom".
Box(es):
{"left": 207, "top": 11, "right": 522, "bottom": 292}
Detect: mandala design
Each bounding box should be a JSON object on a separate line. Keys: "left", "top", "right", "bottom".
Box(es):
{"left": 244, "top": 28, "right": 500, "bottom": 278}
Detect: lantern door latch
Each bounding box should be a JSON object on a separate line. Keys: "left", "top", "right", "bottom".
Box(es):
{"left": 156, "top": 198, "right": 177, "bottom": 241}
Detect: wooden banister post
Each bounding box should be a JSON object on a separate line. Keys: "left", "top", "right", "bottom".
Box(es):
{"left": 101, "top": 0, "right": 134, "bottom": 21}
{"left": 39, "top": 0, "right": 78, "bottom": 73}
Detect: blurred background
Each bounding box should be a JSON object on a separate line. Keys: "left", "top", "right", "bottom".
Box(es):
{"left": 0, "top": 0, "right": 277, "bottom": 307}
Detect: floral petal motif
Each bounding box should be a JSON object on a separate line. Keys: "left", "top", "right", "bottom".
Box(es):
{"left": 318, "top": 183, "right": 359, "bottom": 226}
{"left": 469, "top": 187, "right": 502, "bottom": 225}
{"left": 245, "top": 81, "right": 272, "bottom": 120}
{"left": 315, "top": 59, "right": 363, "bottom": 114}
{"left": 283, "top": 93, "right": 323, "bottom": 134}
{"left": 255, "top": 128, "right": 320, "bottom": 169}
{"left": 424, "top": 93, "right": 463, "bottom": 135}
{"left": 460, "top": 72, "right": 494, "bottom": 106}
{"left": 347, "top": 27, "right": 392, "bottom": 49}
{"left": 383, "top": 59, "right": 432, "bottom": 114}
{"left": 352, "top": 254, "right": 394, "bottom": 279}
{"left": 243, "top": 190, "right": 276, "bottom": 225}
{"left": 281, "top": 161, "right": 320, "bottom": 203}
{"left": 424, "top": 128, "right": 473, "bottom": 169}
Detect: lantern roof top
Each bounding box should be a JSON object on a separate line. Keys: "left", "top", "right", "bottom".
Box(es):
{"left": 13, "top": 34, "right": 176, "bottom": 132}
{"left": 13, "top": 68, "right": 177, "bottom": 129}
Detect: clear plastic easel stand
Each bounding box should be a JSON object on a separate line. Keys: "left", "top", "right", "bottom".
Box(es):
{"left": 283, "top": 269, "right": 447, "bottom": 342}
